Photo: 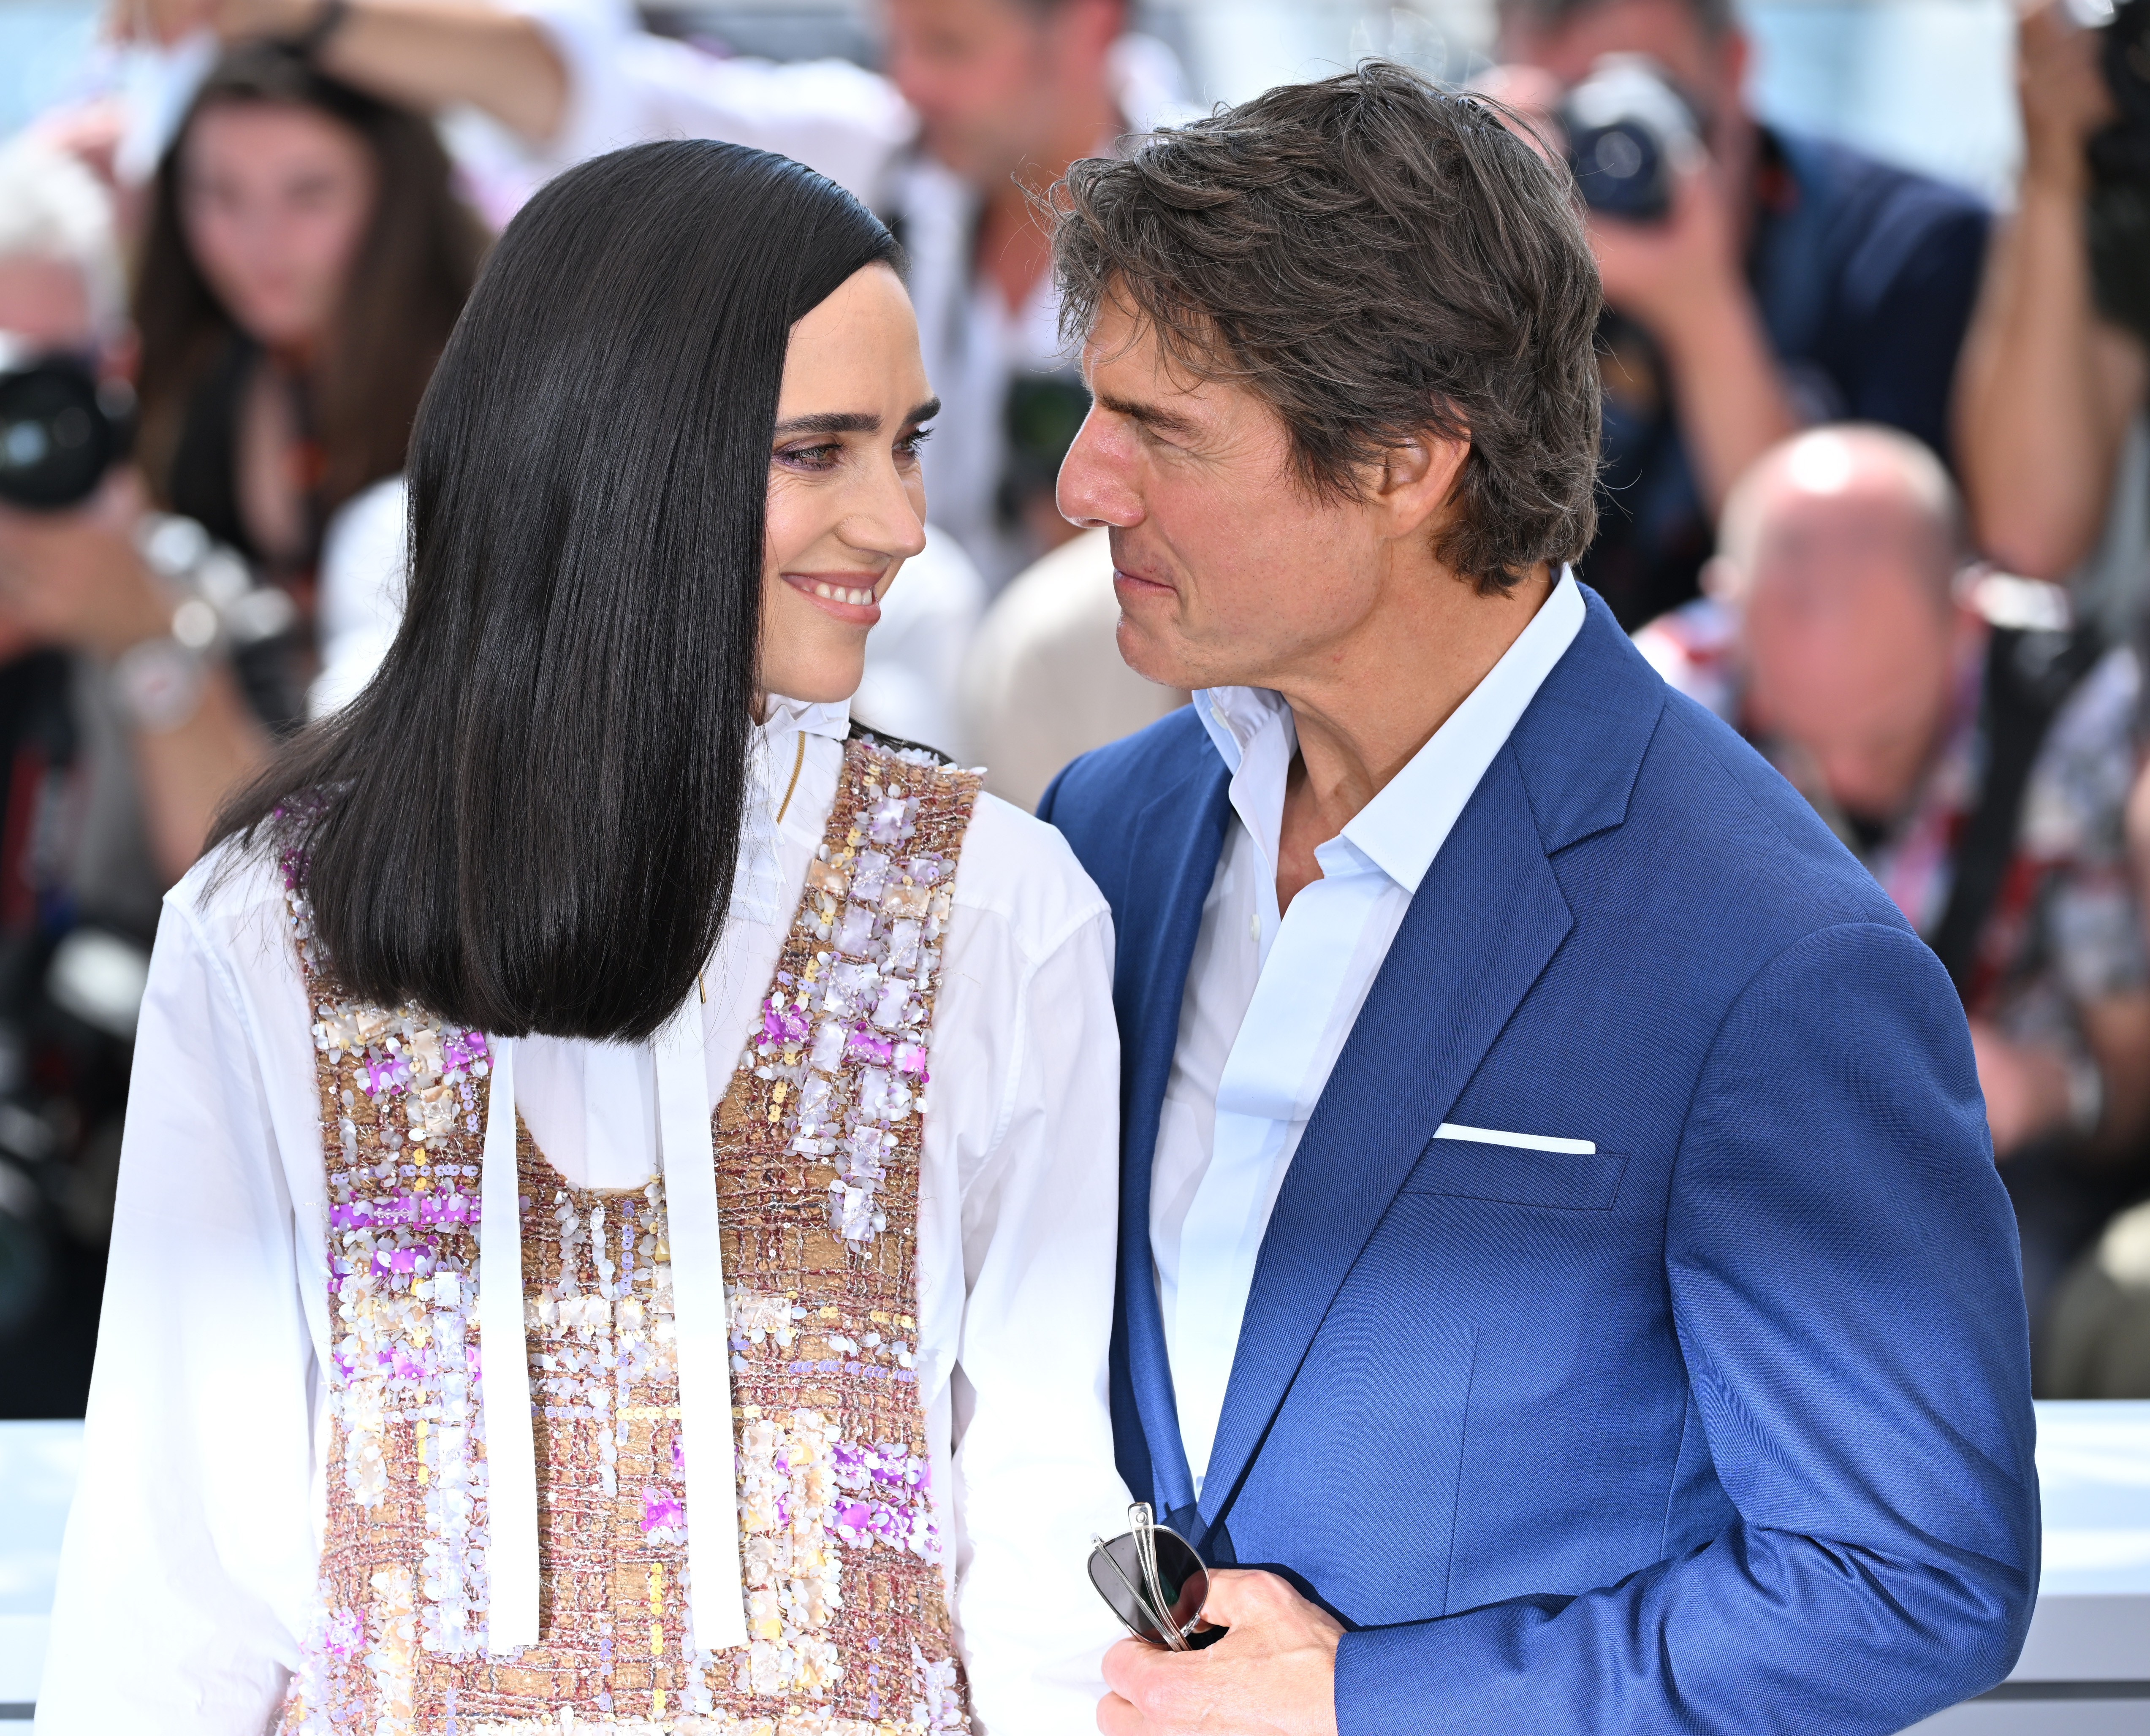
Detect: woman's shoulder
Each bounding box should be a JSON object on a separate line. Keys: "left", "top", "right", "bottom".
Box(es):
{"left": 947, "top": 789, "right": 1110, "bottom": 958}
{"left": 164, "top": 834, "right": 302, "bottom": 988}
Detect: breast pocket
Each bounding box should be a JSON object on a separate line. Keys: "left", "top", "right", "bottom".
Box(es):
{"left": 1399, "top": 1134, "right": 1629, "bottom": 1211}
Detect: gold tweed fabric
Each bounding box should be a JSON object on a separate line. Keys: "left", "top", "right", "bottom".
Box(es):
{"left": 276, "top": 735, "right": 980, "bottom": 1734}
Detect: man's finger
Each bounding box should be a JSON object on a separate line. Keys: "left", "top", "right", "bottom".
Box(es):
{"left": 1185, "top": 1564, "right": 1283, "bottom": 1627}
{"left": 1097, "top": 1690, "right": 1146, "bottom": 1736}
{"left": 1101, "top": 1635, "right": 1163, "bottom": 1700}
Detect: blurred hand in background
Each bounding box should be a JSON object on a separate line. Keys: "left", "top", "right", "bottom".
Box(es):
{"left": 106, "top": 0, "right": 568, "bottom": 144}
{"left": 1955, "top": 0, "right": 2147, "bottom": 582}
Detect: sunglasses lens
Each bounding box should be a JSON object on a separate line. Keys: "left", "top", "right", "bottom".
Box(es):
{"left": 1149, "top": 1529, "right": 1209, "bottom": 1634}
{"left": 1087, "top": 1529, "right": 1210, "bottom": 1644}
{"left": 1089, "top": 1537, "right": 1165, "bottom": 1642}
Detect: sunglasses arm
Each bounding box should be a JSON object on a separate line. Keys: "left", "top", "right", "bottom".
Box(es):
{"left": 1091, "top": 1535, "right": 1192, "bottom": 1652}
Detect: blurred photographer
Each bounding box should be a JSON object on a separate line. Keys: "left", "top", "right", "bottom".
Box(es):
{"left": 0, "top": 135, "right": 275, "bottom": 1413}
{"left": 1490, "top": 0, "right": 1990, "bottom": 630}
{"left": 1956, "top": 0, "right": 2150, "bottom": 589}
{"left": 1640, "top": 424, "right": 2150, "bottom": 1356}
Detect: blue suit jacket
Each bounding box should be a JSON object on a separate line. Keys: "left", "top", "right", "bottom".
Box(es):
{"left": 1037, "top": 593, "right": 2038, "bottom": 1734}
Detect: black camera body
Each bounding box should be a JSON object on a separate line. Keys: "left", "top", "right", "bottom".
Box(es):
{"left": 2088, "top": 0, "right": 2150, "bottom": 340}
{"left": 0, "top": 336, "right": 133, "bottom": 513}
{"left": 1559, "top": 55, "right": 1700, "bottom": 224}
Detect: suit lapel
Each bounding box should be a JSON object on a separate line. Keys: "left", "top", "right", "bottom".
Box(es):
{"left": 1195, "top": 744, "right": 1574, "bottom": 1527}
{"left": 1116, "top": 750, "right": 1232, "bottom": 1516}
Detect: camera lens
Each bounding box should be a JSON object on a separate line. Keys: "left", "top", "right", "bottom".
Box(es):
{"left": 1593, "top": 131, "right": 1646, "bottom": 182}
{"left": 1559, "top": 56, "right": 1697, "bottom": 225}
{"left": 0, "top": 353, "right": 129, "bottom": 513}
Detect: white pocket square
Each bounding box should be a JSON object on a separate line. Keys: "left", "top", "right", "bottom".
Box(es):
{"left": 1434, "top": 1122, "right": 1596, "bottom": 1155}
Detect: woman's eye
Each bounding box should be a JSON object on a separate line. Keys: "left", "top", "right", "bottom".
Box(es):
{"left": 778, "top": 442, "right": 842, "bottom": 471}
{"left": 895, "top": 426, "right": 934, "bottom": 460}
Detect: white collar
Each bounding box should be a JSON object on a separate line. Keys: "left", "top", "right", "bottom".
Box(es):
{"left": 1194, "top": 570, "right": 1586, "bottom": 893}
{"left": 747, "top": 696, "right": 852, "bottom": 812}
{"left": 753, "top": 693, "right": 851, "bottom": 764}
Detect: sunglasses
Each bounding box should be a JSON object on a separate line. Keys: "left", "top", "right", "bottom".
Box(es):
{"left": 1087, "top": 1502, "right": 1217, "bottom": 1650}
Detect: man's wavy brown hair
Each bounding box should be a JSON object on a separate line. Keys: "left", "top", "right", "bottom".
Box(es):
{"left": 1051, "top": 61, "right": 1603, "bottom": 594}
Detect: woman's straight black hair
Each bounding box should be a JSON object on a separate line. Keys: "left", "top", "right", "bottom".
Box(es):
{"left": 212, "top": 140, "right": 899, "bottom": 1041}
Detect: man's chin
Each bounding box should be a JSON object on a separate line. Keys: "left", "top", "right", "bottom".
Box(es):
{"left": 1113, "top": 614, "right": 1204, "bottom": 693}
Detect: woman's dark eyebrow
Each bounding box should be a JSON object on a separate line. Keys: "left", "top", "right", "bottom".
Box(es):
{"left": 773, "top": 411, "right": 879, "bottom": 438}
{"left": 771, "top": 398, "right": 941, "bottom": 440}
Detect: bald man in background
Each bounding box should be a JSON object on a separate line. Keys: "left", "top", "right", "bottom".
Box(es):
{"left": 1639, "top": 423, "right": 2150, "bottom": 1362}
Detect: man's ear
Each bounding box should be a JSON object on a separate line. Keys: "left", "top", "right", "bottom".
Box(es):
{"left": 1374, "top": 433, "right": 1471, "bottom": 541}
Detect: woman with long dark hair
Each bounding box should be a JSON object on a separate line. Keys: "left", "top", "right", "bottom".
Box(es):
{"left": 41, "top": 141, "right": 1126, "bottom": 1731}
{"left": 134, "top": 39, "right": 486, "bottom": 715}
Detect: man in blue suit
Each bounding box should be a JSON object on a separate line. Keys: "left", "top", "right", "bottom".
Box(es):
{"left": 1036, "top": 64, "right": 2038, "bottom": 1735}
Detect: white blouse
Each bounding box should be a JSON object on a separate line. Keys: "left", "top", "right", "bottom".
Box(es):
{"left": 35, "top": 697, "right": 1131, "bottom": 1734}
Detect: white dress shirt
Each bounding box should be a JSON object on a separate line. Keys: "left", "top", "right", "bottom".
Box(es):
{"left": 38, "top": 697, "right": 1130, "bottom": 1735}
{"left": 1151, "top": 574, "right": 1586, "bottom": 1494}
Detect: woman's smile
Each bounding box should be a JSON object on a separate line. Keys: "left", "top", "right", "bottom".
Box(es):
{"left": 781, "top": 567, "right": 885, "bottom": 623}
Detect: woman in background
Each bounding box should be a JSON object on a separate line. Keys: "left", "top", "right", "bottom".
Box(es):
{"left": 134, "top": 39, "right": 485, "bottom": 719}
{"left": 40, "top": 140, "right": 1126, "bottom": 1731}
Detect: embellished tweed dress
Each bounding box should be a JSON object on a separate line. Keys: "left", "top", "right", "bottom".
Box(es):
{"left": 279, "top": 737, "right": 980, "bottom": 1734}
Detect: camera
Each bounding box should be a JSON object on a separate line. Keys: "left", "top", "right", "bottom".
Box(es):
{"left": 0, "top": 335, "right": 134, "bottom": 513}
{"left": 2084, "top": 0, "right": 2150, "bottom": 340}
{"left": 1558, "top": 55, "right": 1701, "bottom": 224}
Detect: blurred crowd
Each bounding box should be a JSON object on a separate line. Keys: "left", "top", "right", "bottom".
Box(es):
{"left": 4, "top": 0, "right": 2150, "bottom": 1411}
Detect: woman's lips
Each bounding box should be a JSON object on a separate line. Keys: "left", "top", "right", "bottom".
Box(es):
{"left": 782, "top": 570, "right": 883, "bottom": 624}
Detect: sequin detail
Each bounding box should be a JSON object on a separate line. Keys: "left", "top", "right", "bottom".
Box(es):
{"left": 278, "top": 736, "right": 979, "bottom": 1733}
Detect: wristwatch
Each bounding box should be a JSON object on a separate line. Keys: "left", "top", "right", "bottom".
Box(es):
{"left": 108, "top": 516, "right": 299, "bottom": 732}
{"left": 109, "top": 633, "right": 206, "bottom": 734}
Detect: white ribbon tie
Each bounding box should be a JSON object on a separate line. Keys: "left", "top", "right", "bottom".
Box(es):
{"left": 478, "top": 993, "right": 745, "bottom": 1657}
{"left": 479, "top": 1034, "right": 540, "bottom": 1652}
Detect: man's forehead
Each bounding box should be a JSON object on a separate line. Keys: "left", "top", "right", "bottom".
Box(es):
{"left": 885, "top": 0, "right": 1040, "bottom": 44}
{"left": 1080, "top": 303, "right": 1238, "bottom": 424}
{"left": 1501, "top": 0, "right": 1721, "bottom": 88}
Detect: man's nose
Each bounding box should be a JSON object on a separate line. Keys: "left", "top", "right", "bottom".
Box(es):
{"left": 1056, "top": 410, "right": 1140, "bottom": 531}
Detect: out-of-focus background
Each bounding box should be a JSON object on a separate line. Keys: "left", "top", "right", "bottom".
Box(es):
{"left": 0, "top": 0, "right": 2034, "bottom": 202}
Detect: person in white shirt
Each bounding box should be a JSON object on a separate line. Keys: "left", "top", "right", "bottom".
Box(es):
{"left": 112, "top": 0, "right": 1188, "bottom": 589}
{"left": 38, "top": 140, "right": 1126, "bottom": 1733}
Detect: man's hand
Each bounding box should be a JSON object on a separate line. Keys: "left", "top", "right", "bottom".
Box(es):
{"left": 1588, "top": 157, "right": 1744, "bottom": 350}
{"left": 1587, "top": 155, "right": 1800, "bottom": 514}
{"left": 2017, "top": 0, "right": 2115, "bottom": 198}
{"left": 1097, "top": 1569, "right": 1343, "bottom": 1736}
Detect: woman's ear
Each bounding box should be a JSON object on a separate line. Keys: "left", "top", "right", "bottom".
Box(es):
{"left": 1374, "top": 431, "right": 1471, "bottom": 542}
